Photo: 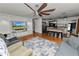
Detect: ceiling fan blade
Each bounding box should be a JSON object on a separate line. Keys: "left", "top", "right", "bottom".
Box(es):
{"left": 41, "top": 9, "right": 56, "bottom": 12}
{"left": 24, "top": 3, "right": 36, "bottom": 15}
{"left": 37, "top": 3, "right": 47, "bottom": 13}
{"left": 40, "top": 12, "right": 50, "bottom": 15}
{"left": 39, "top": 14, "right": 42, "bottom": 16}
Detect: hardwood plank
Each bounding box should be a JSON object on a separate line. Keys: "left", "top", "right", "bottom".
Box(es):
{"left": 19, "top": 32, "right": 63, "bottom": 43}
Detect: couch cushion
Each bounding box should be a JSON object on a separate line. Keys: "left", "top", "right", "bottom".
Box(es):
{"left": 8, "top": 41, "right": 32, "bottom": 56}
{"left": 8, "top": 42, "right": 22, "bottom": 52}
{"left": 77, "top": 47, "right": 79, "bottom": 55}
{"left": 67, "top": 36, "right": 79, "bottom": 49}
{"left": 9, "top": 46, "right": 32, "bottom": 56}
{"left": 56, "top": 42, "right": 78, "bottom": 56}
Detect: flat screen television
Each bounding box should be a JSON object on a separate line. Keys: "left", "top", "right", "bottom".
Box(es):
{"left": 11, "top": 21, "right": 26, "bottom": 30}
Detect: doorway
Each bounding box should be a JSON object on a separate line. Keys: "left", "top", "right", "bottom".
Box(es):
{"left": 33, "top": 19, "right": 35, "bottom": 33}
{"left": 76, "top": 18, "right": 79, "bottom": 34}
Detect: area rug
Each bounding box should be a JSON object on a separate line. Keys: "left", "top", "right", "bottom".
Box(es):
{"left": 24, "top": 37, "right": 59, "bottom": 56}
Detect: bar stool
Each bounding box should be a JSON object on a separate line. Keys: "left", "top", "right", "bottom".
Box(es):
{"left": 56, "top": 32, "right": 60, "bottom": 38}
{"left": 58, "top": 32, "right": 63, "bottom": 39}
{"left": 48, "top": 32, "right": 51, "bottom": 36}
{"left": 52, "top": 32, "right": 55, "bottom": 37}
{"left": 51, "top": 32, "right": 59, "bottom": 38}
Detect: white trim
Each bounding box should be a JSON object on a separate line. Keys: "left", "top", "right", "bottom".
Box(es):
{"left": 75, "top": 18, "right": 78, "bottom": 34}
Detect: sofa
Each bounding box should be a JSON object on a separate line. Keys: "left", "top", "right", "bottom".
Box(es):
{"left": 8, "top": 41, "right": 32, "bottom": 56}
{"left": 0, "top": 33, "right": 32, "bottom": 56}
{"left": 55, "top": 35, "right": 79, "bottom": 56}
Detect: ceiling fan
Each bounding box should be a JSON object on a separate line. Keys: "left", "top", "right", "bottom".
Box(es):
{"left": 24, "top": 3, "right": 56, "bottom": 17}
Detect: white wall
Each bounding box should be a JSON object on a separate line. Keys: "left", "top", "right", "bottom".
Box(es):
{"left": 0, "top": 13, "right": 33, "bottom": 37}
{"left": 56, "top": 16, "right": 78, "bottom": 25}
{"left": 0, "top": 19, "right": 11, "bottom": 34}
{"left": 34, "top": 18, "right": 42, "bottom": 33}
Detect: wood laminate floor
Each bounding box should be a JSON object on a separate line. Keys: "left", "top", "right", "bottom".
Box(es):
{"left": 19, "top": 32, "right": 63, "bottom": 43}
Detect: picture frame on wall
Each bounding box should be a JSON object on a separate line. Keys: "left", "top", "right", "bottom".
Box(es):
{"left": 11, "top": 21, "right": 27, "bottom": 32}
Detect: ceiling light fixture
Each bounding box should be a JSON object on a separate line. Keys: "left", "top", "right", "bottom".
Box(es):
{"left": 35, "top": 4, "right": 39, "bottom": 7}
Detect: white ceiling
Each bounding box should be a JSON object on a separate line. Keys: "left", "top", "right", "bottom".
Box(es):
{"left": 0, "top": 3, "right": 79, "bottom": 19}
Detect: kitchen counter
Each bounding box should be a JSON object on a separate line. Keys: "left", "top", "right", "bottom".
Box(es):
{"left": 47, "top": 27, "right": 65, "bottom": 33}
